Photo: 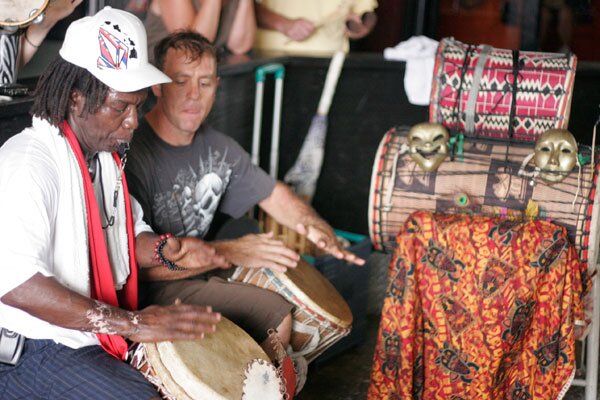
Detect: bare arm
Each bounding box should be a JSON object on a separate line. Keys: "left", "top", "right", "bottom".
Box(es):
{"left": 226, "top": 0, "right": 256, "bottom": 54}
{"left": 19, "top": 0, "right": 83, "bottom": 67}
{"left": 259, "top": 182, "right": 364, "bottom": 265}
{"left": 135, "top": 231, "right": 231, "bottom": 281}
{"left": 1, "top": 273, "right": 220, "bottom": 342}
{"left": 255, "top": 2, "right": 315, "bottom": 41}
{"left": 152, "top": 0, "right": 222, "bottom": 42}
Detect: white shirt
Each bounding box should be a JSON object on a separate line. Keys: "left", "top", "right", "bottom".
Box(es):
{"left": 0, "top": 118, "right": 152, "bottom": 348}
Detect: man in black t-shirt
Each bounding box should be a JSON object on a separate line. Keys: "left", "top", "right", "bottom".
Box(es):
{"left": 125, "top": 31, "right": 364, "bottom": 386}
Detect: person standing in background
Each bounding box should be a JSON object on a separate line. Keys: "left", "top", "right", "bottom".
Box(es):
{"left": 254, "top": 0, "right": 377, "bottom": 56}
{"left": 18, "top": 0, "right": 84, "bottom": 67}
{"left": 539, "top": 0, "right": 574, "bottom": 52}
{"left": 144, "top": 0, "right": 256, "bottom": 59}
{"left": 0, "top": 0, "right": 83, "bottom": 88}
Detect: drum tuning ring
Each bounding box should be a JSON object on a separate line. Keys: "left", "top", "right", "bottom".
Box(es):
{"left": 0, "top": 21, "right": 18, "bottom": 34}
{"left": 30, "top": 9, "right": 45, "bottom": 25}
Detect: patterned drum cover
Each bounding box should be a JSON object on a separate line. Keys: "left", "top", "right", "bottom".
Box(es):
{"left": 230, "top": 259, "right": 353, "bottom": 364}
{"left": 369, "top": 126, "right": 600, "bottom": 270}
{"left": 429, "top": 38, "right": 577, "bottom": 141}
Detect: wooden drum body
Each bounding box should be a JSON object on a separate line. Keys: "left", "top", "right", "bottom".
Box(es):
{"left": 130, "top": 317, "right": 285, "bottom": 400}
{"left": 369, "top": 126, "right": 599, "bottom": 270}
{"left": 230, "top": 259, "right": 353, "bottom": 364}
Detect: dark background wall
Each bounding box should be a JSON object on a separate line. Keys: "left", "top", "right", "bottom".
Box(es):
{"left": 354, "top": 0, "right": 600, "bottom": 61}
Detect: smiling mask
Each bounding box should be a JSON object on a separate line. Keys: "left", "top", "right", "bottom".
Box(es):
{"left": 533, "top": 129, "right": 578, "bottom": 183}
{"left": 408, "top": 123, "right": 450, "bottom": 172}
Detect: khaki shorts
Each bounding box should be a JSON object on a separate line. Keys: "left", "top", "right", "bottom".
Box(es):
{"left": 140, "top": 276, "right": 293, "bottom": 343}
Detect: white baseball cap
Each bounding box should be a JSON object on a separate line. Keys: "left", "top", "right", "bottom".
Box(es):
{"left": 59, "top": 6, "right": 171, "bottom": 92}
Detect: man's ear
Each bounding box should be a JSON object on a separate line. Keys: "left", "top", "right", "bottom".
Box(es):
{"left": 69, "top": 90, "right": 85, "bottom": 116}
{"left": 151, "top": 83, "right": 162, "bottom": 98}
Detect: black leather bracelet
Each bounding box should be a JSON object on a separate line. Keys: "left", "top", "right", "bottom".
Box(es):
{"left": 23, "top": 31, "right": 41, "bottom": 48}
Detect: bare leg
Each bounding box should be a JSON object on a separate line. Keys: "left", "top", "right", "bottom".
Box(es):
{"left": 539, "top": 6, "right": 553, "bottom": 51}
{"left": 557, "top": 4, "right": 574, "bottom": 51}
{"left": 262, "top": 313, "right": 309, "bottom": 394}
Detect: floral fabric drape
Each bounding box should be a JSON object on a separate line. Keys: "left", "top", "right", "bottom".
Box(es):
{"left": 369, "top": 211, "right": 589, "bottom": 400}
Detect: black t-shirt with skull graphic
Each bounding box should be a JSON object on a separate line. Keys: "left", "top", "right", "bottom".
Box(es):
{"left": 125, "top": 118, "right": 276, "bottom": 238}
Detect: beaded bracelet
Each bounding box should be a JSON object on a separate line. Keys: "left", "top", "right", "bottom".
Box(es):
{"left": 154, "top": 233, "right": 186, "bottom": 271}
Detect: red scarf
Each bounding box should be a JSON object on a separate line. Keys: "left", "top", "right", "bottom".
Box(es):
{"left": 61, "top": 121, "right": 138, "bottom": 360}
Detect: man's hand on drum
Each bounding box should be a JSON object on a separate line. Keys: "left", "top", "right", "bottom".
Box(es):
{"left": 213, "top": 232, "right": 300, "bottom": 272}
{"left": 126, "top": 301, "right": 221, "bottom": 343}
{"left": 163, "top": 236, "right": 231, "bottom": 270}
{"left": 297, "top": 219, "right": 365, "bottom": 266}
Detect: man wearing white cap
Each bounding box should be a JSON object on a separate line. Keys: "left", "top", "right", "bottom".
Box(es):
{"left": 0, "top": 7, "right": 230, "bottom": 398}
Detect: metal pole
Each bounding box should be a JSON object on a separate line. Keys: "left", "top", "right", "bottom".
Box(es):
{"left": 251, "top": 81, "right": 264, "bottom": 167}
{"left": 270, "top": 77, "right": 283, "bottom": 178}
{"left": 415, "top": 0, "right": 427, "bottom": 35}
{"left": 585, "top": 271, "right": 599, "bottom": 400}
{"left": 87, "top": 0, "right": 104, "bottom": 16}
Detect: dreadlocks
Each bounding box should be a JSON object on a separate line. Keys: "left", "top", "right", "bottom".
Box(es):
{"left": 30, "top": 57, "right": 110, "bottom": 127}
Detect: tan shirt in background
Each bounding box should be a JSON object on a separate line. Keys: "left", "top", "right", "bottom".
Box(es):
{"left": 254, "top": 0, "right": 377, "bottom": 56}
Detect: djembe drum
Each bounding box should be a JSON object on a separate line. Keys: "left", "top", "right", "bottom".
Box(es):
{"left": 230, "top": 259, "right": 353, "bottom": 364}
{"left": 129, "top": 317, "right": 285, "bottom": 400}
{"left": 429, "top": 37, "right": 577, "bottom": 141}
{"left": 369, "top": 126, "right": 599, "bottom": 268}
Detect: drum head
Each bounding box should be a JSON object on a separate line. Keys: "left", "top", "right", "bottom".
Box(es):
{"left": 0, "top": 0, "right": 48, "bottom": 28}
{"left": 279, "top": 259, "right": 353, "bottom": 327}
{"left": 145, "top": 317, "right": 281, "bottom": 400}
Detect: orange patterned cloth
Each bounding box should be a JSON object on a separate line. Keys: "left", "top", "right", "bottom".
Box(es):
{"left": 369, "top": 211, "right": 590, "bottom": 400}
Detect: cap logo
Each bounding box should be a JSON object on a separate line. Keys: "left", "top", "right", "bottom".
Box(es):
{"left": 97, "top": 21, "right": 138, "bottom": 71}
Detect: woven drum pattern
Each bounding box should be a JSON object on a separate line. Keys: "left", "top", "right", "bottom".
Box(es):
{"left": 429, "top": 38, "right": 577, "bottom": 141}
{"left": 230, "top": 261, "right": 353, "bottom": 364}
{"left": 369, "top": 127, "right": 599, "bottom": 270}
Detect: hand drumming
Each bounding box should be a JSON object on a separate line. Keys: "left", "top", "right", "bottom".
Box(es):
{"left": 296, "top": 221, "right": 365, "bottom": 266}
{"left": 214, "top": 232, "right": 300, "bottom": 273}
{"left": 126, "top": 300, "right": 221, "bottom": 343}
{"left": 163, "top": 236, "right": 231, "bottom": 270}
